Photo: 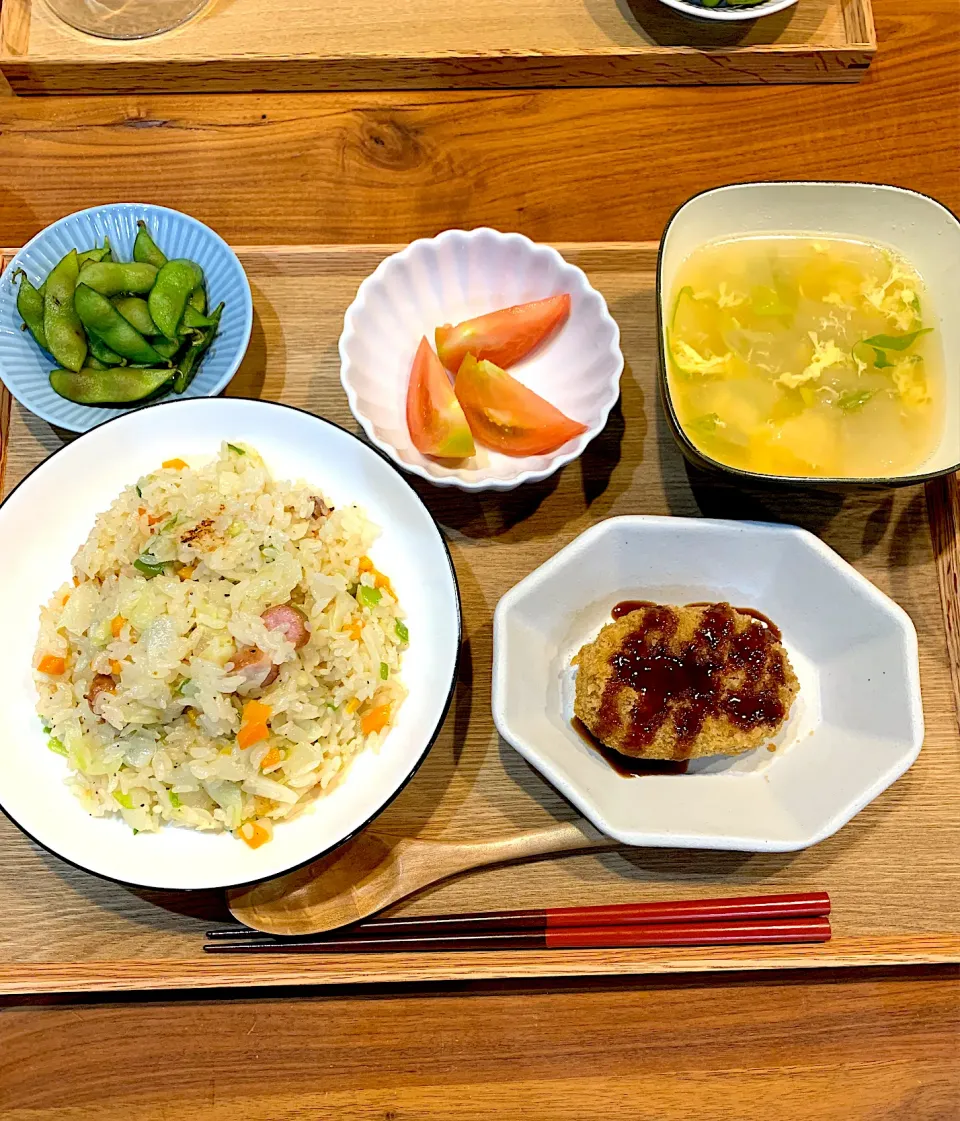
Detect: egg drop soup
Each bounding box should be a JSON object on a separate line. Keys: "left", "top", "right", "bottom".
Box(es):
{"left": 666, "top": 237, "right": 945, "bottom": 478}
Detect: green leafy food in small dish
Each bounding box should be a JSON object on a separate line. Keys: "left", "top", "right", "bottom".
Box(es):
{"left": 13, "top": 222, "right": 223, "bottom": 408}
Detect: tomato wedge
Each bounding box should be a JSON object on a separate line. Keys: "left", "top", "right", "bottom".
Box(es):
{"left": 436, "top": 294, "right": 571, "bottom": 372}
{"left": 454, "top": 354, "right": 587, "bottom": 457}
{"left": 406, "top": 337, "right": 476, "bottom": 458}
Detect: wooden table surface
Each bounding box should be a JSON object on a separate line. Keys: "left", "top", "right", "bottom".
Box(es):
{"left": 1, "top": 0, "right": 959, "bottom": 1116}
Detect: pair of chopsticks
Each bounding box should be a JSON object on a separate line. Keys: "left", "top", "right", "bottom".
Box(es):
{"left": 205, "top": 891, "right": 831, "bottom": 954}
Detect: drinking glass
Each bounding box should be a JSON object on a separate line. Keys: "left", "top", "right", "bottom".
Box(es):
{"left": 45, "top": 0, "right": 211, "bottom": 39}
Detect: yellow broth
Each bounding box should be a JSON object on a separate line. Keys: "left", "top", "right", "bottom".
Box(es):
{"left": 665, "top": 237, "right": 945, "bottom": 478}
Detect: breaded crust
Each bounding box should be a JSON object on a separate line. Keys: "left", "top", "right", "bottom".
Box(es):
{"left": 574, "top": 602, "right": 799, "bottom": 761}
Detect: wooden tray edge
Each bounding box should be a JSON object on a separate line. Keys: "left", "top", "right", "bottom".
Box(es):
{"left": 0, "top": 243, "right": 956, "bottom": 995}
{"left": 0, "top": 0, "right": 877, "bottom": 94}
{"left": 0, "top": 936, "right": 957, "bottom": 996}
{"left": 928, "top": 474, "right": 960, "bottom": 732}
{"left": 0, "top": 56, "right": 875, "bottom": 96}
{"left": 843, "top": 0, "right": 877, "bottom": 50}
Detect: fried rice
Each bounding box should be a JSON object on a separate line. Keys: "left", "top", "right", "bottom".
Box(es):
{"left": 33, "top": 442, "right": 407, "bottom": 846}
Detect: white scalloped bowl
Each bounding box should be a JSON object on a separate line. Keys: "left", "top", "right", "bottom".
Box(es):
{"left": 339, "top": 229, "right": 624, "bottom": 491}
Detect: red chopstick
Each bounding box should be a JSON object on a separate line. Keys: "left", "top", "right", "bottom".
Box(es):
{"left": 206, "top": 892, "right": 830, "bottom": 941}
{"left": 203, "top": 917, "right": 831, "bottom": 954}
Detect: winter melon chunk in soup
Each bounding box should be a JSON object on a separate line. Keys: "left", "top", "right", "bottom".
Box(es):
{"left": 665, "top": 237, "right": 945, "bottom": 478}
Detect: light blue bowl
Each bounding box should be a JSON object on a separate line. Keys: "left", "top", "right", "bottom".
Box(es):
{"left": 0, "top": 203, "right": 253, "bottom": 433}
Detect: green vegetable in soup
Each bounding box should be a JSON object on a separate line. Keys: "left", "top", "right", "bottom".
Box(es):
{"left": 837, "top": 389, "right": 876, "bottom": 412}
{"left": 751, "top": 286, "right": 793, "bottom": 318}
{"left": 863, "top": 328, "right": 933, "bottom": 351}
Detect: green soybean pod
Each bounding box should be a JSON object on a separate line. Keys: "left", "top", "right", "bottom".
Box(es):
{"left": 188, "top": 285, "right": 206, "bottom": 314}
{"left": 181, "top": 305, "right": 215, "bottom": 330}
{"left": 74, "top": 284, "right": 166, "bottom": 366}
{"left": 112, "top": 295, "right": 158, "bottom": 337}
{"left": 151, "top": 336, "right": 183, "bottom": 360}
{"left": 148, "top": 259, "right": 204, "bottom": 339}
{"left": 13, "top": 269, "right": 48, "bottom": 351}
{"left": 133, "top": 221, "right": 167, "bottom": 269}
{"left": 78, "top": 261, "right": 158, "bottom": 297}
{"left": 49, "top": 366, "right": 174, "bottom": 406}
{"left": 87, "top": 332, "right": 127, "bottom": 367}
{"left": 77, "top": 246, "right": 109, "bottom": 267}
{"left": 43, "top": 249, "right": 87, "bottom": 373}
{"left": 173, "top": 302, "right": 222, "bottom": 394}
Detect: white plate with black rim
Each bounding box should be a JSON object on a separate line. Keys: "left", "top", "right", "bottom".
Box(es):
{"left": 0, "top": 397, "right": 460, "bottom": 890}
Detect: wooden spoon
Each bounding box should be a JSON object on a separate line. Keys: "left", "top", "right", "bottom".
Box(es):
{"left": 227, "top": 818, "right": 617, "bottom": 936}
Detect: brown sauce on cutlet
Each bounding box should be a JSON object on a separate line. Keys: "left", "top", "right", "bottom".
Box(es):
{"left": 611, "top": 600, "right": 658, "bottom": 620}
{"left": 571, "top": 718, "right": 689, "bottom": 776}
{"left": 686, "top": 602, "right": 782, "bottom": 642}
{"left": 596, "top": 603, "right": 788, "bottom": 760}
{"left": 732, "top": 607, "right": 781, "bottom": 641}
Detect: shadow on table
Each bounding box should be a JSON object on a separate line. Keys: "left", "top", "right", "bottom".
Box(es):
{"left": 583, "top": 0, "right": 797, "bottom": 48}
{"left": 494, "top": 729, "right": 916, "bottom": 891}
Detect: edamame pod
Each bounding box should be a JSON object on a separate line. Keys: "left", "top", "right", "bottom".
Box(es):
{"left": 74, "top": 284, "right": 166, "bottom": 365}
{"left": 87, "top": 332, "right": 127, "bottom": 367}
{"left": 133, "top": 221, "right": 167, "bottom": 269}
{"left": 14, "top": 269, "right": 48, "bottom": 351}
{"left": 112, "top": 296, "right": 158, "bottom": 337}
{"left": 78, "top": 261, "right": 158, "bottom": 297}
{"left": 173, "top": 302, "right": 222, "bottom": 393}
{"left": 49, "top": 367, "right": 173, "bottom": 405}
{"left": 188, "top": 285, "right": 206, "bottom": 314}
{"left": 151, "top": 336, "right": 183, "bottom": 360}
{"left": 77, "top": 246, "right": 109, "bottom": 267}
{"left": 43, "top": 250, "right": 87, "bottom": 373}
{"left": 181, "top": 305, "right": 215, "bottom": 330}
{"left": 149, "top": 259, "right": 204, "bottom": 339}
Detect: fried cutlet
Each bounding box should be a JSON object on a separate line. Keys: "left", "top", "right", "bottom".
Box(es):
{"left": 574, "top": 602, "right": 799, "bottom": 761}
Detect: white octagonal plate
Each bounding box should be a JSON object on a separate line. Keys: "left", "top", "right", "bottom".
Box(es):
{"left": 492, "top": 516, "right": 923, "bottom": 852}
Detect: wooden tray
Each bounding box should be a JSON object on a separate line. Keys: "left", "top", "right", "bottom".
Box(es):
{"left": 0, "top": 243, "right": 957, "bottom": 996}
{"left": 0, "top": 0, "right": 876, "bottom": 94}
